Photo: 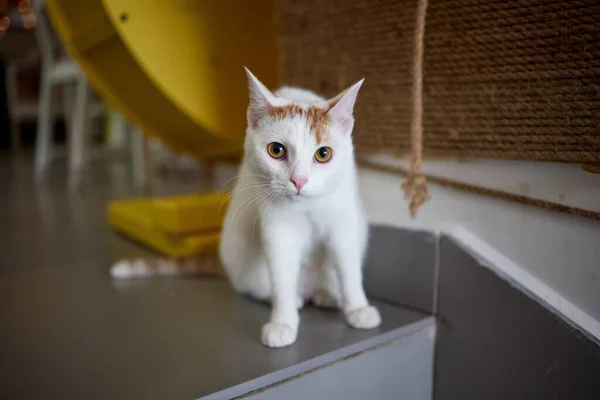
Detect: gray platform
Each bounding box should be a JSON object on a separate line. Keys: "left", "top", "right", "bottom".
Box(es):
{"left": 0, "top": 157, "right": 434, "bottom": 399}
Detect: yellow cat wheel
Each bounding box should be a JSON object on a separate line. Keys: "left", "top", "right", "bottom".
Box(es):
{"left": 46, "top": 0, "right": 279, "bottom": 160}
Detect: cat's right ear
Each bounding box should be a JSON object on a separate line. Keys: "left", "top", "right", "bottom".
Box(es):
{"left": 245, "top": 67, "right": 277, "bottom": 128}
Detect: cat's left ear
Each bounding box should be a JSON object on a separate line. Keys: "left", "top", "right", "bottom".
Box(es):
{"left": 327, "top": 79, "right": 364, "bottom": 135}
{"left": 245, "top": 67, "right": 278, "bottom": 129}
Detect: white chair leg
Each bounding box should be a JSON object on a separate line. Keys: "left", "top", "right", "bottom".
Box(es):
{"left": 131, "top": 128, "right": 153, "bottom": 193}
{"left": 62, "top": 82, "right": 75, "bottom": 141}
{"left": 68, "top": 77, "right": 91, "bottom": 191}
{"left": 35, "top": 66, "right": 54, "bottom": 183}
{"left": 107, "top": 110, "right": 128, "bottom": 150}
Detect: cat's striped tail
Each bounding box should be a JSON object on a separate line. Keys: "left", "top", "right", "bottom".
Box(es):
{"left": 110, "top": 255, "right": 225, "bottom": 279}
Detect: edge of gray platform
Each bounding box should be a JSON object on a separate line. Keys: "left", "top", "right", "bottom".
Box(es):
{"left": 200, "top": 316, "right": 435, "bottom": 400}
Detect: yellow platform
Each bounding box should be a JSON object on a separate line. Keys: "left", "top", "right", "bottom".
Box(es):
{"left": 107, "top": 193, "right": 230, "bottom": 257}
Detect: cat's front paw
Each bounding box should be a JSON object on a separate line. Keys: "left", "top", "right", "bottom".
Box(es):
{"left": 345, "top": 305, "right": 381, "bottom": 329}
{"left": 261, "top": 322, "right": 297, "bottom": 348}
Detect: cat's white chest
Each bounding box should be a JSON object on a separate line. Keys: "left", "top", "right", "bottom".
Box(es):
{"left": 305, "top": 210, "right": 331, "bottom": 243}
{"left": 274, "top": 207, "right": 328, "bottom": 241}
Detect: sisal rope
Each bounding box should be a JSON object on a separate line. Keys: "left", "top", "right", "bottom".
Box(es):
{"left": 401, "top": 0, "right": 430, "bottom": 217}
{"left": 280, "top": 0, "right": 600, "bottom": 164}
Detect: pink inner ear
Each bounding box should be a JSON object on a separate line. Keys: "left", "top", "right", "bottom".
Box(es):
{"left": 247, "top": 101, "right": 268, "bottom": 129}
{"left": 327, "top": 79, "right": 364, "bottom": 134}
{"left": 332, "top": 114, "right": 355, "bottom": 133}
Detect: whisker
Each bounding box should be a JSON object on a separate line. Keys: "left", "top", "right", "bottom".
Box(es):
{"left": 229, "top": 186, "right": 271, "bottom": 222}
{"left": 218, "top": 181, "right": 271, "bottom": 206}
{"left": 230, "top": 187, "right": 272, "bottom": 230}
{"left": 253, "top": 191, "right": 279, "bottom": 237}
{"left": 252, "top": 191, "right": 274, "bottom": 236}
{"left": 217, "top": 173, "right": 270, "bottom": 191}
{"left": 217, "top": 182, "right": 271, "bottom": 218}
{"left": 233, "top": 193, "right": 272, "bottom": 232}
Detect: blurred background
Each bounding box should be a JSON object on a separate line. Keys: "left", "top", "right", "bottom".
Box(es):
{"left": 0, "top": 0, "right": 52, "bottom": 150}
{"left": 0, "top": 0, "right": 277, "bottom": 190}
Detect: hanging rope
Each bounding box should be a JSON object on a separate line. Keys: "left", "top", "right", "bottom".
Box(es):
{"left": 401, "top": 0, "right": 431, "bottom": 217}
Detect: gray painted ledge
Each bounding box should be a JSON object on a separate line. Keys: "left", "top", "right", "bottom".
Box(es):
{"left": 207, "top": 317, "right": 435, "bottom": 400}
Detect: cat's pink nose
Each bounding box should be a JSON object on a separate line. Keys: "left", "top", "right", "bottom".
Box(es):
{"left": 290, "top": 176, "right": 308, "bottom": 192}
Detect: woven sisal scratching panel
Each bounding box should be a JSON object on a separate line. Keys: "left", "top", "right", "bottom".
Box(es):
{"left": 279, "top": 0, "right": 600, "bottom": 163}
{"left": 280, "top": 0, "right": 418, "bottom": 155}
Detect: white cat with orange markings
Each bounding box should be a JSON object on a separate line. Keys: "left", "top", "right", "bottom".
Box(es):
{"left": 219, "top": 69, "right": 380, "bottom": 347}
{"left": 111, "top": 69, "right": 381, "bottom": 348}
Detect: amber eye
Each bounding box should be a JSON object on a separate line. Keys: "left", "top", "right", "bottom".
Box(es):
{"left": 267, "top": 142, "right": 286, "bottom": 159}
{"left": 314, "top": 147, "right": 333, "bottom": 163}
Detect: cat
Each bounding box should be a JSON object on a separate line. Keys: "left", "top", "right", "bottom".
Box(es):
{"left": 111, "top": 68, "right": 381, "bottom": 348}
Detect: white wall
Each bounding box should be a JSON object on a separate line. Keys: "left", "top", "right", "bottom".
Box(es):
{"left": 359, "top": 166, "right": 600, "bottom": 331}
{"left": 365, "top": 154, "right": 600, "bottom": 212}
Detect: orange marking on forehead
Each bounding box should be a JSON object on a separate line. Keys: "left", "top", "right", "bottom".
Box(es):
{"left": 268, "top": 104, "right": 303, "bottom": 119}
{"left": 268, "top": 105, "right": 331, "bottom": 144}
{"left": 304, "top": 107, "right": 330, "bottom": 144}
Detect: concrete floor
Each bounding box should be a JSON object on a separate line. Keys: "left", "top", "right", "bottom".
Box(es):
{"left": 0, "top": 154, "right": 427, "bottom": 399}
{"left": 0, "top": 154, "right": 205, "bottom": 273}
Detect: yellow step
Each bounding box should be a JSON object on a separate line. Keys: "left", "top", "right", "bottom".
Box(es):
{"left": 107, "top": 193, "right": 230, "bottom": 257}
{"left": 150, "top": 191, "right": 230, "bottom": 234}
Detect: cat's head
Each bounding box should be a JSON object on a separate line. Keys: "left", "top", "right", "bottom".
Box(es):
{"left": 243, "top": 68, "right": 363, "bottom": 200}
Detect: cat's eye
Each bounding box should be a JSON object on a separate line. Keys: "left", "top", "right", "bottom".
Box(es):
{"left": 314, "top": 147, "right": 333, "bottom": 163}
{"left": 267, "top": 142, "right": 286, "bottom": 159}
